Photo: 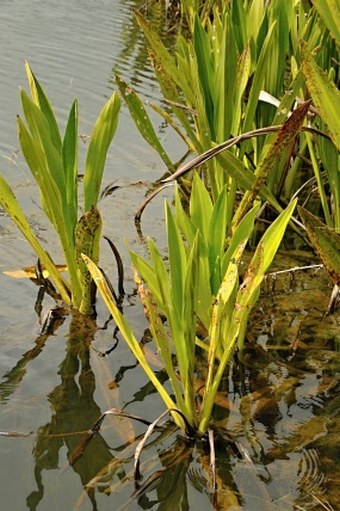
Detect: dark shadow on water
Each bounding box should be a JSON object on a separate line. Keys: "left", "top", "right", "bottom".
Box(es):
{"left": 1, "top": 259, "right": 339, "bottom": 511}
{"left": 0, "top": 307, "right": 66, "bottom": 405}
{"left": 25, "top": 311, "right": 115, "bottom": 511}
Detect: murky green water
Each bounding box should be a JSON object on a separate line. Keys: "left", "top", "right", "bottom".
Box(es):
{"left": 0, "top": 2, "right": 339, "bottom": 510}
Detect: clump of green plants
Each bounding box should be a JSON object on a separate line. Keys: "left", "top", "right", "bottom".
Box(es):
{"left": 81, "top": 0, "right": 340, "bottom": 447}
{"left": 0, "top": 62, "right": 121, "bottom": 314}
{"left": 84, "top": 175, "right": 297, "bottom": 436}
{"left": 117, "top": 1, "right": 339, "bottom": 225}
{"left": 117, "top": 0, "right": 340, "bottom": 313}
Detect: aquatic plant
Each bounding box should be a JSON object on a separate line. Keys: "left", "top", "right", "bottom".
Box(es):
{"left": 0, "top": 62, "right": 121, "bottom": 314}
{"left": 117, "top": 0, "right": 340, "bottom": 313}
{"left": 118, "top": 2, "right": 339, "bottom": 227}
{"left": 84, "top": 176, "right": 297, "bottom": 436}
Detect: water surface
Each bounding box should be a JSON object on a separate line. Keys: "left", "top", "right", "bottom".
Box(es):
{"left": 0, "top": 2, "right": 339, "bottom": 511}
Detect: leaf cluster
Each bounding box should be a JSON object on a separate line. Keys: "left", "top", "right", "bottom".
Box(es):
{"left": 85, "top": 175, "right": 297, "bottom": 435}
{"left": 0, "top": 63, "right": 121, "bottom": 313}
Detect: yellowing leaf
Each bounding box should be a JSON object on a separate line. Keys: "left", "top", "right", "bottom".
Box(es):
{"left": 3, "top": 264, "right": 68, "bottom": 279}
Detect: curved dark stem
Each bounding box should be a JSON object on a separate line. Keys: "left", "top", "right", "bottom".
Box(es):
{"left": 134, "top": 183, "right": 173, "bottom": 224}
{"left": 104, "top": 236, "right": 125, "bottom": 296}
{"left": 98, "top": 266, "right": 119, "bottom": 307}
{"left": 161, "top": 125, "right": 330, "bottom": 185}
{"left": 91, "top": 336, "right": 119, "bottom": 357}
{"left": 34, "top": 258, "right": 60, "bottom": 303}
{"left": 95, "top": 266, "right": 125, "bottom": 344}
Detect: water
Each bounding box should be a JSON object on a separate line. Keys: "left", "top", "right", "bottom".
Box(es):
{"left": 0, "top": 2, "right": 339, "bottom": 510}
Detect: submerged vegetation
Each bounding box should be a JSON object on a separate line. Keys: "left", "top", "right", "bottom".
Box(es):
{"left": 0, "top": 0, "right": 339, "bottom": 507}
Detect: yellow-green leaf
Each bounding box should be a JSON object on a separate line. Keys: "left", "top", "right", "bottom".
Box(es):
{"left": 301, "top": 41, "right": 340, "bottom": 149}
{"left": 0, "top": 174, "right": 71, "bottom": 304}
{"left": 83, "top": 92, "right": 120, "bottom": 210}
{"left": 312, "top": 0, "right": 340, "bottom": 45}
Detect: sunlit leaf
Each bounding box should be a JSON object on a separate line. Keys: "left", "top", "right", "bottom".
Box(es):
{"left": 62, "top": 99, "right": 78, "bottom": 240}
{"left": 0, "top": 174, "right": 71, "bottom": 304}
{"left": 84, "top": 92, "right": 120, "bottom": 210}
{"left": 312, "top": 0, "right": 340, "bottom": 44}
{"left": 301, "top": 41, "right": 340, "bottom": 149}
{"left": 24, "top": 61, "right": 62, "bottom": 153}
{"left": 116, "top": 75, "right": 174, "bottom": 171}
{"left": 4, "top": 264, "right": 68, "bottom": 279}
{"left": 82, "top": 254, "right": 184, "bottom": 429}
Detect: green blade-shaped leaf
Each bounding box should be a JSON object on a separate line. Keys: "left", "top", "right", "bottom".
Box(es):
{"left": 62, "top": 99, "right": 78, "bottom": 240}
{"left": 180, "top": 233, "right": 200, "bottom": 424}
{"left": 193, "top": 16, "right": 215, "bottom": 137}
{"left": 312, "top": 0, "right": 340, "bottom": 44}
{"left": 231, "top": 43, "right": 251, "bottom": 135}
{"left": 83, "top": 92, "right": 120, "bottom": 210}
{"left": 130, "top": 244, "right": 165, "bottom": 310}
{"left": 236, "top": 199, "right": 298, "bottom": 317}
{"left": 0, "top": 174, "right": 71, "bottom": 304}
{"left": 208, "top": 186, "right": 229, "bottom": 294}
{"left": 203, "top": 260, "right": 238, "bottom": 404}
{"left": 298, "top": 207, "right": 340, "bottom": 285}
{"left": 147, "top": 238, "right": 172, "bottom": 311}
{"left": 148, "top": 49, "right": 200, "bottom": 150}
{"left": 189, "top": 173, "right": 213, "bottom": 242}
{"left": 301, "top": 41, "right": 340, "bottom": 149}
{"left": 135, "top": 272, "right": 185, "bottom": 411}
{"left": 134, "top": 10, "right": 195, "bottom": 104}
{"left": 174, "top": 186, "right": 197, "bottom": 246}
{"left": 242, "top": 21, "right": 277, "bottom": 133}
{"left": 165, "top": 201, "right": 187, "bottom": 316}
{"left": 24, "top": 61, "right": 62, "bottom": 153}
{"left": 223, "top": 203, "right": 261, "bottom": 273}
{"left": 116, "top": 75, "right": 174, "bottom": 171}
{"left": 257, "top": 199, "right": 298, "bottom": 273}
{"left": 17, "top": 116, "right": 80, "bottom": 300}
{"left": 199, "top": 199, "right": 297, "bottom": 436}
{"left": 20, "top": 89, "right": 66, "bottom": 204}
{"left": 17, "top": 115, "right": 62, "bottom": 228}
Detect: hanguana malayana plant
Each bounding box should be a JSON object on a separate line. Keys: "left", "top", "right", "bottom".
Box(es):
{"left": 117, "top": 0, "right": 340, "bottom": 310}
{"left": 84, "top": 175, "right": 297, "bottom": 437}
{"left": 0, "top": 62, "right": 121, "bottom": 314}
{"left": 117, "top": 1, "right": 339, "bottom": 227}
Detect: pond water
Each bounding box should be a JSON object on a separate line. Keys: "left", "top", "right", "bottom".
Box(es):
{"left": 0, "top": 2, "right": 339, "bottom": 511}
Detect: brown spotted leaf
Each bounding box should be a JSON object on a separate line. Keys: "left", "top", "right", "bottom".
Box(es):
{"left": 298, "top": 207, "right": 340, "bottom": 285}
{"left": 233, "top": 101, "right": 310, "bottom": 226}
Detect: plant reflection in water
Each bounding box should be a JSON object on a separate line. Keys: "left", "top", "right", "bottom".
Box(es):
{"left": 1, "top": 268, "right": 339, "bottom": 511}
